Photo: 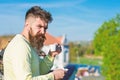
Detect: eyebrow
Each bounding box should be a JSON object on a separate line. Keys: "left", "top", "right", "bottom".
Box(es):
{"left": 38, "top": 24, "right": 48, "bottom": 29}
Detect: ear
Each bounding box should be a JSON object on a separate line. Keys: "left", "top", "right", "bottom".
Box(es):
{"left": 25, "top": 21, "right": 31, "bottom": 31}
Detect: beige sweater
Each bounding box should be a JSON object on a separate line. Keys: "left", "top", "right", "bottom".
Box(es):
{"left": 3, "top": 34, "right": 54, "bottom": 80}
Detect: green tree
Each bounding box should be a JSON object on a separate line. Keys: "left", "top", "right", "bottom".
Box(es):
{"left": 69, "top": 42, "right": 81, "bottom": 63}
{"left": 93, "top": 14, "right": 120, "bottom": 80}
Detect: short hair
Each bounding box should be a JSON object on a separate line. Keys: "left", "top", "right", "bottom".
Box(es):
{"left": 25, "top": 6, "right": 53, "bottom": 23}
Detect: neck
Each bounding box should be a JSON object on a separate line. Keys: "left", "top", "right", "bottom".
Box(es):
{"left": 21, "top": 29, "right": 30, "bottom": 42}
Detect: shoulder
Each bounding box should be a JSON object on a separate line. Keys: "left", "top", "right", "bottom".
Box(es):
{"left": 7, "top": 34, "right": 30, "bottom": 49}
{"left": 4, "top": 34, "right": 32, "bottom": 56}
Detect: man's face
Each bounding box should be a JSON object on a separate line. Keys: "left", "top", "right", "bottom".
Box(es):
{"left": 28, "top": 17, "right": 48, "bottom": 50}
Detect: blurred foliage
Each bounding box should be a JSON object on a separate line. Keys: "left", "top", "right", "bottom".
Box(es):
{"left": 69, "top": 41, "right": 94, "bottom": 63}
{"left": 0, "top": 35, "right": 14, "bottom": 49}
{"left": 93, "top": 14, "right": 120, "bottom": 80}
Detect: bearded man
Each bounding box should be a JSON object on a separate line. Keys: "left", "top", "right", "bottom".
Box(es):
{"left": 3, "top": 6, "right": 65, "bottom": 80}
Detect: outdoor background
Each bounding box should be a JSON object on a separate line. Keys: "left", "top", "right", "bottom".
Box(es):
{"left": 0, "top": 0, "right": 120, "bottom": 80}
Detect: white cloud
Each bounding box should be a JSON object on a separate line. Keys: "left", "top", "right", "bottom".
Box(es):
{"left": 0, "top": 0, "right": 119, "bottom": 41}
{"left": 0, "top": 0, "right": 84, "bottom": 9}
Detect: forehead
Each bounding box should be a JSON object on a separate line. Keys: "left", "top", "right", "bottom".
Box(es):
{"left": 35, "top": 18, "right": 48, "bottom": 27}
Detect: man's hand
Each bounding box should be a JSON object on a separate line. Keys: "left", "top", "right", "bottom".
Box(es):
{"left": 49, "top": 44, "right": 62, "bottom": 57}
{"left": 52, "top": 69, "right": 65, "bottom": 80}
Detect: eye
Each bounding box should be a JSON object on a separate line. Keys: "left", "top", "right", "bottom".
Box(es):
{"left": 45, "top": 26, "right": 48, "bottom": 30}
{"left": 38, "top": 25, "right": 42, "bottom": 28}
{"left": 36, "top": 25, "right": 42, "bottom": 29}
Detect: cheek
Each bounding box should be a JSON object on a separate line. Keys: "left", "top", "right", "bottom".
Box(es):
{"left": 33, "top": 30, "right": 38, "bottom": 35}
{"left": 30, "top": 28, "right": 37, "bottom": 37}
{"left": 34, "top": 28, "right": 42, "bottom": 34}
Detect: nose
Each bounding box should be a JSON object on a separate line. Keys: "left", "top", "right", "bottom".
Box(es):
{"left": 40, "top": 27, "right": 45, "bottom": 34}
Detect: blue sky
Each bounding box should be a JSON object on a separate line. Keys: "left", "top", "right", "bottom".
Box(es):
{"left": 0, "top": 0, "right": 120, "bottom": 41}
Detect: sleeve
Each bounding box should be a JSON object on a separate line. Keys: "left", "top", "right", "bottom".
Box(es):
{"left": 39, "top": 55, "right": 54, "bottom": 75}
{"left": 11, "top": 43, "right": 54, "bottom": 80}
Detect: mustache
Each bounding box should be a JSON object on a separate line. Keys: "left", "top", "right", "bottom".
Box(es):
{"left": 37, "top": 34, "right": 46, "bottom": 42}
{"left": 36, "top": 32, "right": 46, "bottom": 39}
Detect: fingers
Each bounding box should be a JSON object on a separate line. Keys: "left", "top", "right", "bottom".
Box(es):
{"left": 52, "top": 69, "right": 66, "bottom": 80}
{"left": 49, "top": 43, "right": 62, "bottom": 57}
{"left": 49, "top": 43, "right": 62, "bottom": 52}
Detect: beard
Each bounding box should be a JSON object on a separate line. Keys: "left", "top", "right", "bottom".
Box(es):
{"left": 28, "top": 28, "right": 46, "bottom": 50}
